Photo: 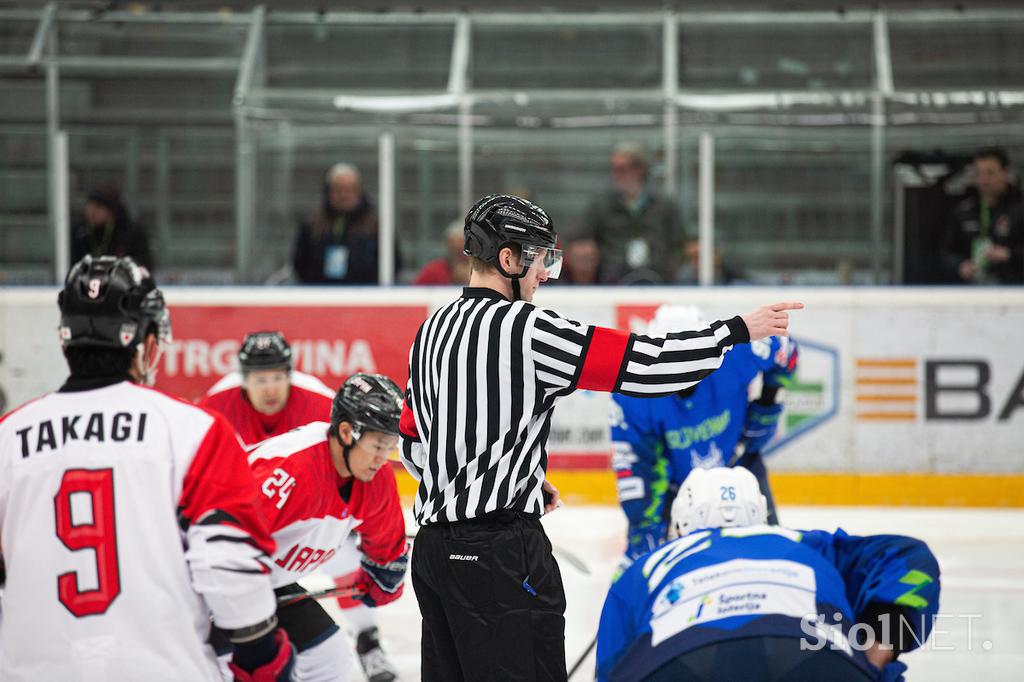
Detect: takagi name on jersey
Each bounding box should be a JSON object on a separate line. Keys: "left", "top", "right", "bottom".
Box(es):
{"left": 14, "top": 410, "right": 148, "bottom": 457}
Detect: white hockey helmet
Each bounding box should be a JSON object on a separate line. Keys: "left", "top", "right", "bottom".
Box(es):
{"left": 646, "top": 304, "right": 708, "bottom": 337}
{"left": 671, "top": 467, "right": 768, "bottom": 538}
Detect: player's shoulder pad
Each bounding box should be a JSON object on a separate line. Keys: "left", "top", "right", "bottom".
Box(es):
{"left": 290, "top": 371, "right": 335, "bottom": 399}
{"left": 206, "top": 371, "right": 243, "bottom": 397}
{"left": 130, "top": 383, "right": 222, "bottom": 423}
{"left": 0, "top": 393, "right": 49, "bottom": 428}
{"left": 248, "top": 421, "right": 330, "bottom": 467}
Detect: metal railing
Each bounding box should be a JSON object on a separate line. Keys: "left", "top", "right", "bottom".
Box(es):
{"left": 2, "top": 5, "right": 1023, "bottom": 284}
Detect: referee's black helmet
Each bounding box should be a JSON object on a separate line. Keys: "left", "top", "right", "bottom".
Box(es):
{"left": 58, "top": 255, "right": 171, "bottom": 351}
{"left": 463, "top": 194, "right": 557, "bottom": 266}
{"left": 238, "top": 331, "right": 292, "bottom": 373}
{"left": 330, "top": 373, "right": 403, "bottom": 440}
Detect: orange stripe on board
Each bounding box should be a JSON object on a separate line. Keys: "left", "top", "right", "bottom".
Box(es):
{"left": 857, "top": 412, "right": 917, "bottom": 421}
{"left": 856, "top": 359, "right": 917, "bottom": 368}
{"left": 395, "top": 470, "right": 1024, "bottom": 507}
{"left": 856, "top": 377, "right": 918, "bottom": 385}
{"left": 856, "top": 394, "right": 917, "bottom": 402}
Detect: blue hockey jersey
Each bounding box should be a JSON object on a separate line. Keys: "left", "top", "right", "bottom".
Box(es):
{"left": 610, "top": 337, "right": 797, "bottom": 534}
{"left": 596, "top": 526, "right": 940, "bottom": 682}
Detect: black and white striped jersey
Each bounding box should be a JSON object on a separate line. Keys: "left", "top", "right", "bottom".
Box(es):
{"left": 399, "top": 287, "right": 749, "bottom": 525}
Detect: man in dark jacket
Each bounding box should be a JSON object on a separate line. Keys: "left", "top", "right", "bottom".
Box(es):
{"left": 71, "top": 184, "right": 154, "bottom": 272}
{"left": 943, "top": 147, "right": 1024, "bottom": 284}
{"left": 579, "top": 144, "right": 685, "bottom": 284}
{"left": 293, "top": 163, "right": 399, "bottom": 284}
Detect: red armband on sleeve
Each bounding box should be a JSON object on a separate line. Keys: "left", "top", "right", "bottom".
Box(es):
{"left": 577, "top": 327, "right": 631, "bottom": 392}
{"left": 399, "top": 399, "right": 419, "bottom": 440}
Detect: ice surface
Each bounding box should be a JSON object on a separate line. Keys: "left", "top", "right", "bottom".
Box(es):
{"left": 305, "top": 505, "right": 1024, "bottom": 681}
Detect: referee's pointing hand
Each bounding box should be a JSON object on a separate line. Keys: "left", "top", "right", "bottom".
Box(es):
{"left": 740, "top": 302, "right": 804, "bottom": 339}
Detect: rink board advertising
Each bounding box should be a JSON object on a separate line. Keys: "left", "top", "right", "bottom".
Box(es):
{"left": 2, "top": 287, "right": 1022, "bottom": 506}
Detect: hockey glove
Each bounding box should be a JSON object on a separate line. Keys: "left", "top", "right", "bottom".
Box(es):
{"left": 741, "top": 402, "right": 784, "bottom": 453}
{"left": 354, "top": 547, "right": 409, "bottom": 607}
{"left": 228, "top": 628, "right": 295, "bottom": 682}
{"left": 626, "top": 521, "right": 667, "bottom": 561}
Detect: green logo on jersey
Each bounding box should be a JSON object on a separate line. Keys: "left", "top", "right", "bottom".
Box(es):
{"left": 894, "top": 569, "right": 934, "bottom": 610}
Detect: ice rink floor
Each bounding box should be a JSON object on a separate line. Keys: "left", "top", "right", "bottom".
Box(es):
{"left": 308, "top": 505, "right": 1024, "bottom": 681}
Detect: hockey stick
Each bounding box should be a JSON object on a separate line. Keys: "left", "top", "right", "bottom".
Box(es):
{"left": 552, "top": 545, "right": 591, "bottom": 575}
{"left": 276, "top": 585, "right": 365, "bottom": 608}
{"left": 567, "top": 633, "right": 597, "bottom": 680}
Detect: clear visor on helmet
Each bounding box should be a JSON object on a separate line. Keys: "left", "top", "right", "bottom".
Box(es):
{"left": 142, "top": 289, "right": 173, "bottom": 347}
{"left": 520, "top": 244, "right": 563, "bottom": 280}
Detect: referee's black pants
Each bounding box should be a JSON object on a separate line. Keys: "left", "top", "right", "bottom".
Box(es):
{"left": 412, "top": 509, "right": 567, "bottom": 681}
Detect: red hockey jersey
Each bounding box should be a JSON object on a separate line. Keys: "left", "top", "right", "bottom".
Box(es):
{"left": 200, "top": 371, "right": 334, "bottom": 448}
{"left": 247, "top": 422, "right": 406, "bottom": 588}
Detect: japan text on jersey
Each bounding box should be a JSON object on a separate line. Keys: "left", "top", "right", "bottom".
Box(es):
{"left": 247, "top": 421, "right": 406, "bottom": 588}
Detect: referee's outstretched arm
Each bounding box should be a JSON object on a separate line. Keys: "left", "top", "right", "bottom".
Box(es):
{"left": 533, "top": 300, "right": 804, "bottom": 400}
{"left": 399, "top": 298, "right": 803, "bottom": 489}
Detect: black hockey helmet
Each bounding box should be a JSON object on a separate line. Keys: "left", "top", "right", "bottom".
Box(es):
{"left": 58, "top": 255, "right": 171, "bottom": 350}
{"left": 330, "top": 373, "right": 403, "bottom": 440}
{"left": 238, "top": 331, "right": 292, "bottom": 373}
{"left": 463, "top": 194, "right": 562, "bottom": 281}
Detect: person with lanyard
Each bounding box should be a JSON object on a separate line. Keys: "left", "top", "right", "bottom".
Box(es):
{"left": 398, "top": 193, "right": 803, "bottom": 681}
{"left": 292, "top": 163, "right": 400, "bottom": 284}
{"left": 70, "top": 185, "right": 154, "bottom": 272}
{"left": 578, "top": 143, "right": 685, "bottom": 284}
{"left": 943, "top": 147, "right": 1024, "bottom": 284}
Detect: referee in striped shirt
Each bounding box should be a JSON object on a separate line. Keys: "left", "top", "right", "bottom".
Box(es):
{"left": 399, "top": 194, "right": 802, "bottom": 681}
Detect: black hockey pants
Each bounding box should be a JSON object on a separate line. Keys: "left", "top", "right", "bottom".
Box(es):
{"left": 412, "top": 509, "right": 568, "bottom": 682}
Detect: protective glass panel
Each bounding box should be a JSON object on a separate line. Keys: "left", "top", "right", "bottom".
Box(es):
{"left": 0, "top": 125, "right": 49, "bottom": 283}
{"left": 65, "top": 127, "right": 234, "bottom": 281}
{"left": 393, "top": 129, "right": 462, "bottom": 283}
{"left": 0, "top": 14, "right": 39, "bottom": 58}
{"left": 890, "top": 18, "right": 1024, "bottom": 89}
{"left": 264, "top": 22, "right": 454, "bottom": 91}
{"left": 678, "top": 20, "right": 874, "bottom": 90}
{"left": 472, "top": 100, "right": 688, "bottom": 285}
{"left": 57, "top": 17, "right": 247, "bottom": 60}
{"left": 710, "top": 128, "right": 878, "bottom": 285}
{"left": 470, "top": 23, "right": 663, "bottom": 89}
{"left": 0, "top": 15, "right": 49, "bottom": 282}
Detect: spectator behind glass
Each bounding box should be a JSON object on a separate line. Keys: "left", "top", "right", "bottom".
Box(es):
{"left": 559, "top": 237, "right": 605, "bottom": 285}
{"left": 676, "top": 239, "right": 746, "bottom": 285}
{"left": 71, "top": 184, "right": 153, "bottom": 272}
{"left": 942, "top": 147, "right": 1024, "bottom": 284}
{"left": 292, "top": 163, "right": 401, "bottom": 284}
{"left": 579, "top": 143, "right": 684, "bottom": 284}
{"left": 412, "top": 221, "right": 471, "bottom": 285}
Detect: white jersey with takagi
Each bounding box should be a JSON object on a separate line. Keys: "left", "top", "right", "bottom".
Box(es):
{"left": 248, "top": 422, "right": 406, "bottom": 588}
{"left": 0, "top": 380, "right": 278, "bottom": 682}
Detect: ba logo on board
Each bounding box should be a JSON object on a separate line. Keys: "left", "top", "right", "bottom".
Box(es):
{"left": 855, "top": 357, "right": 1024, "bottom": 422}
